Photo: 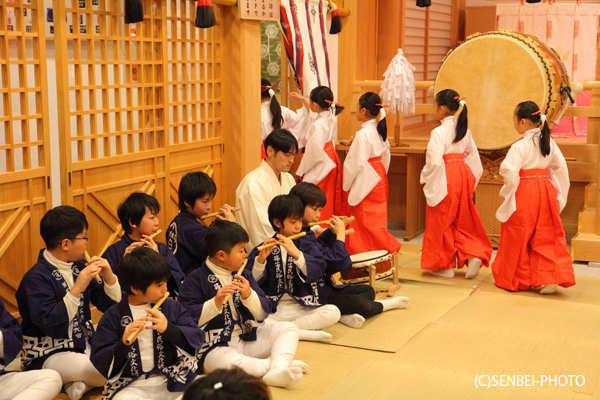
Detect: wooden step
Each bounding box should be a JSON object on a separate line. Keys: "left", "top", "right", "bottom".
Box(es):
{"left": 578, "top": 207, "right": 596, "bottom": 233}
{"left": 572, "top": 232, "right": 600, "bottom": 262}
{"left": 585, "top": 182, "right": 597, "bottom": 208}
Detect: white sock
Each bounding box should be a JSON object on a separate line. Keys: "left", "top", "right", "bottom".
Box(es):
{"left": 298, "top": 329, "right": 332, "bottom": 342}
{"left": 292, "top": 360, "right": 309, "bottom": 373}
{"left": 465, "top": 258, "right": 482, "bottom": 279}
{"left": 65, "top": 381, "right": 89, "bottom": 400}
{"left": 376, "top": 296, "right": 410, "bottom": 312}
{"left": 262, "top": 366, "right": 303, "bottom": 388}
{"left": 540, "top": 284, "right": 558, "bottom": 294}
{"left": 429, "top": 268, "right": 454, "bottom": 278}
{"left": 339, "top": 314, "right": 365, "bottom": 329}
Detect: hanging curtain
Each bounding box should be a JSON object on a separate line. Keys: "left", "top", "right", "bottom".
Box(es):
{"left": 496, "top": 3, "right": 600, "bottom": 137}
{"left": 279, "top": 0, "right": 332, "bottom": 95}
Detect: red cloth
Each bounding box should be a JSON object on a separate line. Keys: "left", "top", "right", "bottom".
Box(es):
{"left": 345, "top": 157, "right": 401, "bottom": 255}
{"left": 261, "top": 139, "right": 266, "bottom": 160}
{"left": 492, "top": 168, "right": 575, "bottom": 292}
{"left": 316, "top": 142, "right": 343, "bottom": 221}
{"left": 421, "top": 153, "right": 492, "bottom": 271}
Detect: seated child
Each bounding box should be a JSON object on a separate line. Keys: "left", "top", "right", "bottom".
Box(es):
{"left": 91, "top": 247, "right": 204, "bottom": 400}
{"left": 182, "top": 367, "right": 271, "bottom": 400}
{"left": 290, "top": 183, "right": 410, "bottom": 329}
{"left": 178, "top": 220, "right": 305, "bottom": 388}
{"left": 167, "top": 171, "right": 236, "bottom": 277}
{"left": 103, "top": 192, "right": 184, "bottom": 297}
{"left": 16, "top": 205, "right": 121, "bottom": 400}
{"left": 247, "top": 195, "right": 340, "bottom": 342}
{"left": 0, "top": 299, "right": 62, "bottom": 400}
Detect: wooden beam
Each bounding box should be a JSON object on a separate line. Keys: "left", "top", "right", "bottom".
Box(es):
{"left": 213, "top": 0, "right": 350, "bottom": 16}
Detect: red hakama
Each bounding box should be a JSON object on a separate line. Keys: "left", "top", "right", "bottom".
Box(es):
{"left": 315, "top": 142, "right": 343, "bottom": 221}
{"left": 421, "top": 153, "right": 492, "bottom": 271}
{"left": 345, "top": 157, "right": 401, "bottom": 255}
{"left": 492, "top": 169, "right": 575, "bottom": 291}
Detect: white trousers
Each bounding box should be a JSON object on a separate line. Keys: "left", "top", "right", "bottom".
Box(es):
{"left": 112, "top": 384, "right": 183, "bottom": 400}
{"left": 267, "top": 300, "right": 340, "bottom": 330}
{"left": 0, "top": 369, "right": 62, "bottom": 400}
{"left": 42, "top": 350, "right": 106, "bottom": 387}
{"left": 203, "top": 322, "right": 299, "bottom": 377}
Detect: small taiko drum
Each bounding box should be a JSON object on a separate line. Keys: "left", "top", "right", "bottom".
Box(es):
{"left": 435, "top": 30, "right": 571, "bottom": 150}
{"left": 340, "top": 250, "right": 393, "bottom": 284}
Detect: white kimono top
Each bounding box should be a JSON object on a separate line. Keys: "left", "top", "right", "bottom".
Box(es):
{"left": 420, "top": 116, "right": 483, "bottom": 207}
{"left": 261, "top": 102, "right": 309, "bottom": 147}
{"left": 343, "top": 119, "right": 391, "bottom": 206}
{"left": 496, "top": 128, "right": 569, "bottom": 222}
{"left": 295, "top": 110, "right": 337, "bottom": 184}
{"left": 236, "top": 160, "right": 296, "bottom": 250}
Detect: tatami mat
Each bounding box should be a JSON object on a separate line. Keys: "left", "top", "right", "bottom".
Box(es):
{"left": 322, "top": 280, "right": 474, "bottom": 352}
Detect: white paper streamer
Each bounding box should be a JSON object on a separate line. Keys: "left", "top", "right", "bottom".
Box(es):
{"left": 379, "top": 49, "right": 416, "bottom": 115}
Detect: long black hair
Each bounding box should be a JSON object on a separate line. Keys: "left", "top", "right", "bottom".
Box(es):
{"left": 515, "top": 101, "right": 551, "bottom": 157}
{"left": 261, "top": 78, "right": 283, "bottom": 130}
{"left": 309, "top": 86, "right": 344, "bottom": 116}
{"left": 435, "top": 89, "right": 468, "bottom": 143}
{"left": 358, "top": 92, "right": 387, "bottom": 141}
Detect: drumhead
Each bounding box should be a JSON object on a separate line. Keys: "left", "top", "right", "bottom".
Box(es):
{"left": 435, "top": 30, "right": 563, "bottom": 150}
{"left": 350, "top": 250, "right": 390, "bottom": 264}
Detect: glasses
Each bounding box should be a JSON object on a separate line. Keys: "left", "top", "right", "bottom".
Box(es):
{"left": 72, "top": 235, "right": 89, "bottom": 242}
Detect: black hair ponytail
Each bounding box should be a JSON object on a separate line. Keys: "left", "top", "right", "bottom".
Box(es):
{"left": 435, "top": 89, "right": 468, "bottom": 143}
{"left": 515, "top": 101, "right": 551, "bottom": 157}
{"left": 309, "top": 86, "right": 344, "bottom": 116}
{"left": 261, "top": 78, "right": 283, "bottom": 130}
{"left": 358, "top": 92, "right": 387, "bottom": 141}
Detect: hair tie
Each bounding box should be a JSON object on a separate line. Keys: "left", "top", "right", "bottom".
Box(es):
{"left": 324, "top": 99, "right": 341, "bottom": 106}
{"left": 531, "top": 108, "right": 547, "bottom": 116}
{"left": 375, "top": 104, "right": 388, "bottom": 120}
{"left": 268, "top": 89, "right": 275, "bottom": 98}
{"left": 453, "top": 96, "right": 467, "bottom": 107}
{"left": 539, "top": 114, "right": 547, "bottom": 127}
{"left": 213, "top": 382, "right": 223, "bottom": 390}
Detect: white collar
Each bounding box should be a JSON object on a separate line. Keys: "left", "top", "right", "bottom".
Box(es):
{"left": 523, "top": 128, "right": 541, "bottom": 140}
{"left": 206, "top": 258, "right": 234, "bottom": 277}
{"left": 361, "top": 119, "right": 377, "bottom": 129}
{"left": 43, "top": 249, "right": 74, "bottom": 271}
{"left": 258, "top": 159, "right": 281, "bottom": 183}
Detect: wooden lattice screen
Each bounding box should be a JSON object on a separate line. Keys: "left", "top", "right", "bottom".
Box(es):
{"left": 0, "top": 0, "right": 52, "bottom": 312}
{"left": 53, "top": 0, "right": 223, "bottom": 257}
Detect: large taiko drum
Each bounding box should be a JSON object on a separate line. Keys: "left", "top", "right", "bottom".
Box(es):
{"left": 434, "top": 30, "right": 571, "bottom": 150}
{"left": 340, "top": 250, "right": 393, "bottom": 284}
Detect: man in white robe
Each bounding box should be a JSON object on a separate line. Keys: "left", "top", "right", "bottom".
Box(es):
{"left": 236, "top": 130, "right": 298, "bottom": 250}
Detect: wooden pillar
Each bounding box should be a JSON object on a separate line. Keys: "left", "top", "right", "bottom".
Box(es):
{"left": 221, "top": 6, "right": 261, "bottom": 205}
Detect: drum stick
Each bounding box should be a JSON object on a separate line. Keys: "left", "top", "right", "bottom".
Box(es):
{"left": 308, "top": 216, "right": 355, "bottom": 227}
{"left": 84, "top": 251, "right": 103, "bottom": 284}
{"left": 200, "top": 207, "right": 242, "bottom": 220}
{"left": 125, "top": 291, "right": 170, "bottom": 345}
{"left": 257, "top": 232, "right": 307, "bottom": 251}
{"left": 222, "top": 259, "right": 248, "bottom": 304}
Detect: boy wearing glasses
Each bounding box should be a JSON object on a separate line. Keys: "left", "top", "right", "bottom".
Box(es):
{"left": 16, "top": 206, "right": 121, "bottom": 400}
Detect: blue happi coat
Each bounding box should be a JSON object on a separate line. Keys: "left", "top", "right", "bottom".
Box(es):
{"left": 90, "top": 297, "right": 204, "bottom": 399}
{"left": 302, "top": 226, "right": 352, "bottom": 288}
{"left": 247, "top": 234, "right": 327, "bottom": 311}
{"left": 0, "top": 299, "right": 23, "bottom": 374}
{"left": 178, "top": 262, "right": 271, "bottom": 369}
{"left": 102, "top": 234, "right": 185, "bottom": 296}
{"left": 166, "top": 210, "right": 209, "bottom": 277}
{"left": 15, "top": 250, "right": 117, "bottom": 370}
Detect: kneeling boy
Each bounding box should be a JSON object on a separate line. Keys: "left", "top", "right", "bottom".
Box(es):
{"left": 91, "top": 247, "right": 204, "bottom": 400}
{"left": 178, "top": 220, "right": 305, "bottom": 388}
{"left": 247, "top": 195, "right": 340, "bottom": 342}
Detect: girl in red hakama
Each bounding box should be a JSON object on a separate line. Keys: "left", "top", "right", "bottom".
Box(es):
{"left": 420, "top": 89, "right": 492, "bottom": 279}
{"left": 260, "top": 78, "right": 307, "bottom": 160}
{"left": 290, "top": 86, "right": 344, "bottom": 221}
{"left": 492, "top": 101, "right": 574, "bottom": 294}
{"left": 343, "top": 92, "right": 401, "bottom": 255}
